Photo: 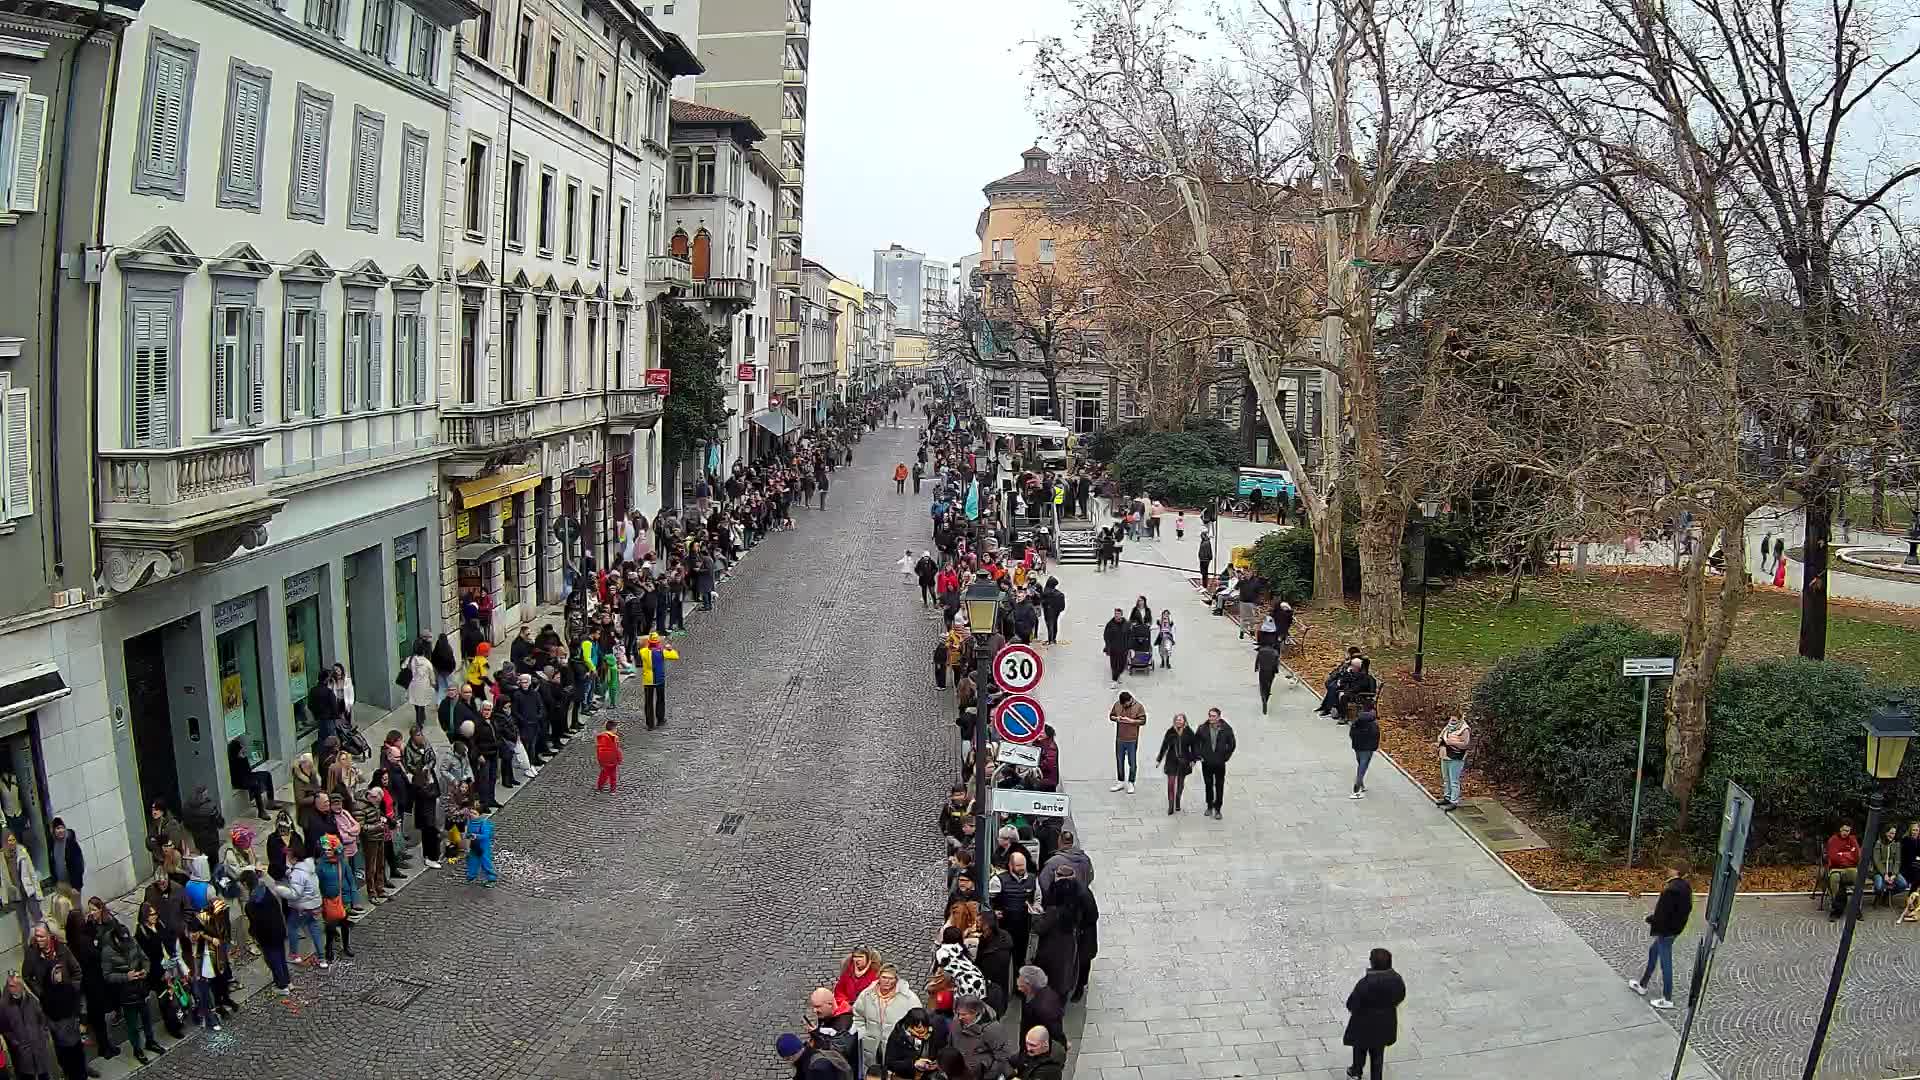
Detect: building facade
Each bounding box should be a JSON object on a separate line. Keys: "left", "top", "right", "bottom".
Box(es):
{"left": 439, "top": 0, "right": 695, "bottom": 632}
{"left": 0, "top": 0, "right": 140, "bottom": 910}
{"left": 872, "top": 242, "right": 921, "bottom": 333}
{"left": 92, "top": 0, "right": 477, "bottom": 865}
{"left": 798, "top": 258, "right": 832, "bottom": 425}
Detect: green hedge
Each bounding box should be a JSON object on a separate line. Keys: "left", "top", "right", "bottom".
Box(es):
{"left": 1469, "top": 621, "right": 1920, "bottom": 860}
{"left": 1110, "top": 430, "right": 1237, "bottom": 507}
{"left": 1247, "top": 526, "right": 1358, "bottom": 600}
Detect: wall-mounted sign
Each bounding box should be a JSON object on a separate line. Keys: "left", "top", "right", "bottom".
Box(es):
{"left": 212, "top": 595, "right": 257, "bottom": 633}
{"left": 645, "top": 369, "right": 672, "bottom": 392}
{"left": 737, "top": 363, "right": 756, "bottom": 383}
{"left": 283, "top": 570, "right": 322, "bottom": 605}
{"left": 395, "top": 533, "right": 419, "bottom": 559}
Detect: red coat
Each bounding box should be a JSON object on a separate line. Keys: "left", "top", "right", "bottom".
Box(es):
{"left": 596, "top": 730, "right": 623, "bottom": 767}
{"left": 832, "top": 957, "right": 878, "bottom": 1011}
{"left": 1826, "top": 833, "right": 1861, "bottom": 870}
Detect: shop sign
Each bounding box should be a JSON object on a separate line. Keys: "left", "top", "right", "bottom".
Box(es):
{"left": 737, "top": 363, "right": 756, "bottom": 383}
{"left": 645, "top": 369, "right": 672, "bottom": 393}
{"left": 212, "top": 596, "right": 257, "bottom": 633}
{"left": 395, "top": 534, "right": 419, "bottom": 559}
{"left": 456, "top": 511, "right": 473, "bottom": 540}
{"left": 284, "top": 569, "right": 322, "bottom": 605}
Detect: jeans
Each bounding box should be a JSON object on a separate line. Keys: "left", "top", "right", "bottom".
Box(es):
{"left": 1115, "top": 741, "right": 1137, "bottom": 782}
{"left": 1202, "top": 762, "right": 1226, "bottom": 809}
{"left": 288, "top": 908, "right": 324, "bottom": 959}
{"left": 120, "top": 997, "right": 159, "bottom": 1051}
{"left": 1640, "top": 934, "right": 1676, "bottom": 999}
{"left": 262, "top": 942, "right": 290, "bottom": 990}
{"left": 1354, "top": 749, "right": 1375, "bottom": 791}
{"left": 1442, "top": 756, "right": 1466, "bottom": 803}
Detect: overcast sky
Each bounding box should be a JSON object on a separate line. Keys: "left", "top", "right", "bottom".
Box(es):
{"left": 801, "top": 0, "right": 1070, "bottom": 288}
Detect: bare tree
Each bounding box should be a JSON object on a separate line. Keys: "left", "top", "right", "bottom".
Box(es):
{"left": 931, "top": 265, "right": 1104, "bottom": 419}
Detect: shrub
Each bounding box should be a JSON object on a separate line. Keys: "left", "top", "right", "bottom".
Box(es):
{"left": 1247, "top": 527, "right": 1360, "bottom": 602}
{"left": 1111, "top": 431, "right": 1235, "bottom": 507}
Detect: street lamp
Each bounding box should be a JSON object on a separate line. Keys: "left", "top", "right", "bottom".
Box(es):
{"left": 1412, "top": 497, "right": 1444, "bottom": 681}
{"left": 964, "top": 576, "right": 1002, "bottom": 881}
{"left": 1803, "top": 705, "right": 1915, "bottom": 1080}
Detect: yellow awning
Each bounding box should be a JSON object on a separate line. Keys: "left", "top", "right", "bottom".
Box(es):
{"left": 455, "top": 466, "right": 543, "bottom": 508}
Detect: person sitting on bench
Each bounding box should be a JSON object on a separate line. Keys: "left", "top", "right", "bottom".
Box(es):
{"left": 1825, "top": 823, "right": 1862, "bottom": 920}
{"left": 1316, "top": 651, "right": 1365, "bottom": 716}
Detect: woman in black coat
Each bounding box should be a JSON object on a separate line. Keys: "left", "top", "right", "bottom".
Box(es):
{"left": 1349, "top": 707, "right": 1381, "bottom": 799}
{"left": 1033, "top": 877, "right": 1094, "bottom": 1005}
{"left": 1342, "top": 948, "right": 1406, "bottom": 1079}
{"left": 1155, "top": 714, "right": 1199, "bottom": 815}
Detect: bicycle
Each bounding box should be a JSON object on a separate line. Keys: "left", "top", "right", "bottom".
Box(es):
{"left": 1220, "top": 494, "right": 1250, "bottom": 515}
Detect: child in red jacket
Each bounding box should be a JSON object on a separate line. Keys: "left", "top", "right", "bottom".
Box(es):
{"left": 595, "top": 719, "right": 623, "bottom": 793}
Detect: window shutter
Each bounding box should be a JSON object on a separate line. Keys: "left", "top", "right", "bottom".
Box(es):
{"left": 3, "top": 386, "right": 29, "bottom": 520}
{"left": 413, "top": 315, "right": 428, "bottom": 404}
{"left": 367, "top": 315, "right": 383, "bottom": 410}
{"left": 210, "top": 307, "right": 230, "bottom": 424}
{"left": 229, "top": 80, "right": 262, "bottom": 194}
{"left": 283, "top": 309, "right": 300, "bottom": 416}
{"left": 295, "top": 98, "right": 326, "bottom": 212}
{"left": 150, "top": 52, "right": 188, "bottom": 180}
{"left": 343, "top": 316, "right": 360, "bottom": 411}
{"left": 10, "top": 94, "right": 47, "bottom": 213}
{"left": 312, "top": 310, "right": 328, "bottom": 416}
{"left": 399, "top": 133, "right": 425, "bottom": 236}
{"left": 130, "top": 303, "right": 173, "bottom": 447}
{"left": 248, "top": 307, "right": 266, "bottom": 423}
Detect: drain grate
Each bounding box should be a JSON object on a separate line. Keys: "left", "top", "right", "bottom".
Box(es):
{"left": 360, "top": 978, "right": 431, "bottom": 1012}
{"left": 820, "top": 599, "right": 837, "bottom": 608}
{"left": 716, "top": 813, "right": 745, "bottom": 835}
{"left": 787, "top": 674, "right": 803, "bottom": 688}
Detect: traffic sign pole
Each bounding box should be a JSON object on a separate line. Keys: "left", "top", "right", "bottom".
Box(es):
{"left": 1623, "top": 657, "right": 1675, "bottom": 868}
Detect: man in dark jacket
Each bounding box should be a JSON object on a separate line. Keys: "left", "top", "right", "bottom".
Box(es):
{"left": 806, "top": 987, "right": 861, "bottom": 1068}
{"left": 181, "top": 786, "right": 224, "bottom": 860}
{"left": 1197, "top": 530, "right": 1214, "bottom": 587}
{"left": 943, "top": 995, "right": 1014, "bottom": 1080}
{"left": 1010, "top": 1026, "right": 1068, "bottom": 1080}
{"left": 1195, "top": 709, "right": 1237, "bottom": 819}
{"left": 1102, "top": 609, "right": 1130, "bottom": 686}
{"left": 1255, "top": 643, "right": 1282, "bottom": 714}
{"left": 512, "top": 673, "right": 548, "bottom": 765}
{"left": 46, "top": 819, "right": 83, "bottom": 893}
{"left": 1038, "top": 579, "right": 1066, "bottom": 644}
{"left": 97, "top": 908, "right": 162, "bottom": 1062}
{"left": 1317, "top": 648, "right": 1364, "bottom": 716}
{"left": 1342, "top": 948, "right": 1406, "bottom": 1080}
{"left": 469, "top": 701, "right": 502, "bottom": 809}
{"left": 1629, "top": 868, "right": 1692, "bottom": 1009}
{"left": 1014, "top": 965, "right": 1066, "bottom": 1047}
{"left": 915, "top": 553, "right": 938, "bottom": 606}
{"left": 1011, "top": 594, "right": 1040, "bottom": 645}
{"left": 540, "top": 664, "right": 572, "bottom": 752}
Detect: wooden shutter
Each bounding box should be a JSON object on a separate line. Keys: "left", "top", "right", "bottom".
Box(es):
{"left": 352, "top": 120, "right": 378, "bottom": 223}
{"left": 210, "top": 306, "right": 231, "bottom": 423}
{"left": 149, "top": 51, "right": 189, "bottom": 179}
{"left": 3, "top": 384, "right": 28, "bottom": 519}
{"left": 130, "top": 302, "right": 173, "bottom": 447}
{"left": 295, "top": 99, "right": 325, "bottom": 210}
{"left": 229, "top": 80, "right": 263, "bottom": 193}
{"left": 400, "top": 134, "right": 425, "bottom": 233}
{"left": 248, "top": 307, "right": 266, "bottom": 423}
{"left": 343, "top": 313, "right": 360, "bottom": 411}
{"left": 283, "top": 309, "right": 300, "bottom": 416}
{"left": 412, "top": 313, "right": 428, "bottom": 404}
{"left": 9, "top": 94, "right": 47, "bottom": 213}
{"left": 311, "top": 310, "right": 328, "bottom": 415}
{"left": 367, "top": 314, "right": 383, "bottom": 410}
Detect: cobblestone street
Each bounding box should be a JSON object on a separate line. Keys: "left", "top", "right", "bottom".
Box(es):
{"left": 138, "top": 427, "right": 952, "bottom": 1080}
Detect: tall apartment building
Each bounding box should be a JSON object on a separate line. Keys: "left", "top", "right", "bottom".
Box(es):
{"left": 872, "top": 243, "right": 949, "bottom": 335}
{"left": 440, "top": 0, "right": 697, "bottom": 636}
{"left": 90, "top": 0, "right": 476, "bottom": 880}
{"left": 922, "top": 258, "right": 951, "bottom": 335}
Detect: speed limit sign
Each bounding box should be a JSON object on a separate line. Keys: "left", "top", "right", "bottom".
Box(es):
{"left": 993, "top": 643, "right": 1044, "bottom": 694}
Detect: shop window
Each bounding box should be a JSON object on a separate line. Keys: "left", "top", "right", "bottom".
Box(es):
{"left": 216, "top": 621, "right": 267, "bottom": 765}
{"left": 285, "top": 572, "right": 326, "bottom": 738}
{"left": 0, "top": 739, "right": 48, "bottom": 875}
{"left": 502, "top": 495, "right": 522, "bottom": 608}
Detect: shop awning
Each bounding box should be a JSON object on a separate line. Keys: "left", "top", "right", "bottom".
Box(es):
{"left": 454, "top": 466, "right": 544, "bottom": 509}
{"left": 751, "top": 409, "right": 800, "bottom": 437}
{"left": 454, "top": 540, "right": 508, "bottom": 563}
{"left": 0, "top": 662, "right": 68, "bottom": 733}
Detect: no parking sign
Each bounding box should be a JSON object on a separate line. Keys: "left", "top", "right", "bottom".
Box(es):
{"left": 993, "top": 694, "right": 1045, "bottom": 745}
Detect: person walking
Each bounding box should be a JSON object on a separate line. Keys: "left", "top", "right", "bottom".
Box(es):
{"left": 1108, "top": 692, "right": 1145, "bottom": 794}
{"left": 895, "top": 462, "right": 909, "bottom": 494}
{"left": 402, "top": 637, "right": 437, "bottom": 732}
{"left": 1436, "top": 714, "right": 1471, "bottom": 809}
{"left": 1341, "top": 948, "right": 1406, "bottom": 1080}
{"left": 1153, "top": 609, "right": 1176, "bottom": 669}
{"left": 1255, "top": 641, "right": 1281, "bottom": 714}
{"left": 1197, "top": 529, "right": 1214, "bottom": 588}
{"left": 1039, "top": 578, "right": 1066, "bottom": 646}
{"left": 916, "top": 553, "right": 939, "bottom": 608}
{"left": 1194, "top": 708, "right": 1236, "bottom": 819}
{"left": 638, "top": 632, "right": 680, "bottom": 731}
{"left": 1155, "top": 713, "right": 1198, "bottom": 815}
{"left": 1349, "top": 706, "right": 1380, "bottom": 799}
{"left": 595, "top": 719, "right": 623, "bottom": 794}
{"left": 1628, "top": 867, "right": 1692, "bottom": 1010}
{"left": 1102, "top": 609, "right": 1129, "bottom": 688}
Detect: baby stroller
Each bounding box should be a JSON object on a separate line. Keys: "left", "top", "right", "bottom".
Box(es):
{"left": 1127, "top": 621, "right": 1154, "bottom": 675}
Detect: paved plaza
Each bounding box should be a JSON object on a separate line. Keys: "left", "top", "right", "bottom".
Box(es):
{"left": 1041, "top": 526, "right": 1715, "bottom": 1080}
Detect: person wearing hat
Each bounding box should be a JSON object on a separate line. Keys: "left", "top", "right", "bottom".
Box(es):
{"left": 636, "top": 632, "right": 681, "bottom": 731}
{"left": 776, "top": 1030, "right": 852, "bottom": 1079}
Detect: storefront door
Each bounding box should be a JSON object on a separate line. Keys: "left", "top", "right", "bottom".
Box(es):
{"left": 215, "top": 614, "right": 268, "bottom": 768}
{"left": 394, "top": 533, "right": 421, "bottom": 667}
{"left": 285, "top": 569, "right": 327, "bottom": 740}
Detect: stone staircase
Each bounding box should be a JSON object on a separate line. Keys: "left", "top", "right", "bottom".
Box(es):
{"left": 1055, "top": 527, "right": 1098, "bottom": 564}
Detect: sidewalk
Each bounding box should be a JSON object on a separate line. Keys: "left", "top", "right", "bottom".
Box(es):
{"left": 1040, "top": 531, "right": 1716, "bottom": 1080}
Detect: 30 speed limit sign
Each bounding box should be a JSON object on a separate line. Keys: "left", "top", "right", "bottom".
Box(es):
{"left": 993, "top": 643, "right": 1044, "bottom": 694}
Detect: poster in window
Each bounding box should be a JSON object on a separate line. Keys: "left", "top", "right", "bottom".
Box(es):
{"left": 287, "top": 639, "right": 309, "bottom": 699}
{"left": 220, "top": 663, "right": 247, "bottom": 740}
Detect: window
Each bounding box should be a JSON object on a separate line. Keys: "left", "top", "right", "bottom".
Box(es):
{"left": 392, "top": 302, "right": 427, "bottom": 405}
{"left": 134, "top": 31, "right": 197, "bottom": 199}
{"left": 474, "top": 0, "right": 494, "bottom": 61}
{"left": 613, "top": 312, "right": 626, "bottom": 389}
{"left": 209, "top": 289, "right": 264, "bottom": 428}
{"left": 287, "top": 83, "right": 331, "bottom": 223}
{"left": 501, "top": 305, "right": 520, "bottom": 401}
{"left": 407, "top": 16, "right": 439, "bottom": 81}
{"left": 1037, "top": 238, "right": 1055, "bottom": 264}
{"left": 648, "top": 78, "right": 666, "bottom": 143}
{"left": 544, "top": 35, "right": 560, "bottom": 101}
{"left": 694, "top": 147, "right": 715, "bottom": 194}
{"left": 397, "top": 124, "right": 428, "bottom": 239}
{"left": 342, "top": 297, "right": 381, "bottom": 412}
{"left": 532, "top": 306, "right": 548, "bottom": 395}
{"left": 728, "top": 149, "right": 741, "bottom": 197}
{"left": 648, "top": 184, "right": 662, "bottom": 254}
{"left": 348, "top": 107, "right": 384, "bottom": 232}
{"left": 505, "top": 155, "right": 527, "bottom": 248}
{"left": 537, "top": 167, "right": 556, "bottom": 253}
{"left": 585, "top": 311, "right": 599, "bottom": 390}
{"left": 571, "top": 53, "right": 585, "bottom": 117}
{"left": 305, "top": 0, "right": 341, "bottom": 36}
{"left": 458, "top": 306, "right": 479, "bottom": 404}
{"left": 514, "top": 14, "right": 534, "bottom": 83}
{"left": 593, "top": 69, "right": 607, "bottom": 129}
{"left": 621, "top": 89, "right": 634, "bottom": 144}
{"left": 281, "top": 291, "right": 325, "bottom": 418}
{"left": 563, "top": 178, "right": 579, "bottom": 261}
{"left": 616, "top": 200, "right": 629, "bottom": 271}
{"left": 361, "top": 0, "right": 394, "bottom": 60}
{"left": 670, "top": 149, "right": 691, "bottom": 194}
{"left": 587, "top": 189, "right": 602, "bottom": 266}
{"left": 216, "top": 60, "right": 269, "bottom": 212}
{"left": 463, "top": 136, "right": 487, "bottom": 237}
{"left": 991, "top": 238, "right": 1013, "bottom": 263}
{"left": 746, "top": 204, "right": 758, "bottom": 247}
{"left": 126, "top": 284, "right": 182, "bottom": 443}
{"left": 1274, "top": 246, "right": 1293, "bottom": 271}
{"left": 0, "top": 87, "right": 48, "bottom": 214}
{"left": 561, "top": 310, "right": 575, "bottom": 393}
{"left": 0, "top": 371, "right": 31, "bottom": 520}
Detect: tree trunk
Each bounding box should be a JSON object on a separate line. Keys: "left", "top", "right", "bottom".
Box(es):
{"left": 1870, "top": 448, "right": 1887, "bottom": 530}
{"left": 1800, "top": 474, "right": 1831, "bottom": 659}
{"left": 1309, "top": 506, "right": 1344, "bottom": 602}
{"left": 1663, "top": 515, "right": 1748, "bottom": 831}
{"left": 1356, "top": 509, "right": 1407, "bottom": 649}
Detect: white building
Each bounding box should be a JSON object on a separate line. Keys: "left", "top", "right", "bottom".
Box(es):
{"left": 438, "top": 0, "right": 697, "bottom": 632}
{"left": 92, "top": 0, "right": 475, "bottom": 865}
{"left": 664, "top": 98, "right": 775, "bottom": 472}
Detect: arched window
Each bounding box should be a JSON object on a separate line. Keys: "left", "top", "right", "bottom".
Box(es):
{"left": 691, "top": 228, "right": 711, "bottom": 280}
{"left": 669, "top": 229, "right": 689, "bottom": 259}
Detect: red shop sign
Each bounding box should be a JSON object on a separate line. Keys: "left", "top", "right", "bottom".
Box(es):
{"left": 736, "top": 363, "right": 756, "bottom": 383}
{"left": 644, "top": 369, "right": 672, "bottom": 392}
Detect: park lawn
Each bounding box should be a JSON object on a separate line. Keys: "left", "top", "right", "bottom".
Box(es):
{"left": 1785, "top": 488, "right": 1915, "bottom": 531}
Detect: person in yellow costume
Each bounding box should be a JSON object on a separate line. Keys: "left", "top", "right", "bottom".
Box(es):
{"left": 636, "top": 633, "right": 681, "bottom": 731}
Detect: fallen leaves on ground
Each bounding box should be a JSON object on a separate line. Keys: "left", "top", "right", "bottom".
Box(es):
{"left": 1500, "top": 848, "right": 1816, "bottom": 896}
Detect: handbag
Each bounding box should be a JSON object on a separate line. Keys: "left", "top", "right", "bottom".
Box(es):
{"left": 396, "top": 663, "right": 413, "bottom": 689}
{"left": 321, "top": 895, "right": 347, "bottom": 923}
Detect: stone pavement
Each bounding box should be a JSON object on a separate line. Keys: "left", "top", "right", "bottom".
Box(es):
{"left": 1038, "top": 528, "right": 1716, "bottom": 1080}
{"left": 124, "top": 425, "right": 955, "bottom": 1080}
{"left": 1548, "top": 894, "right": 1920, "bottom": 1080}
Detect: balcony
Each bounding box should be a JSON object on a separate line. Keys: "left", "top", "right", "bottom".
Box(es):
{"left": 773, "top": 369, "right": 801, "bottom": 391}
{"left": 781, "top": 166, "right": 803, "bottom": 188}
{"left": 785, "top": 18, "right": 807, "bottom": 38}
{"left": 645, "top": 254, "right": 694, "bottom": 300}
{"left": 95, "top": 437, "right": 285, "bottom": 593}
{"left": 781, "top": 117, "right": 805, "bottom": 137}
{"left": 782, "top": 67, "right": 806, "bottom": 86}
{"left": 775, "top": 319, "right": 801, "bottom": 338}
{"left": 696, "top": 276, "right": 756, "bottom": 307}
{"left": 778, "top": 216, "right": 802, "bottom": 237}
{"left": 441, "top": 402, "right": 537, "bottom": 453}
{"left": 605, "top": 387, "right": 664, "bottom": 430}
{"left": 775, "top": 268, "right": 801, "bottom": 288}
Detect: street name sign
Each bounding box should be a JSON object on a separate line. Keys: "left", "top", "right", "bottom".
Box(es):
{"left": 1623, "top": 657, "right": 1677, "bottom": 677}
{"left": 991, "top": 789, "right": 1069, "bottom": 818}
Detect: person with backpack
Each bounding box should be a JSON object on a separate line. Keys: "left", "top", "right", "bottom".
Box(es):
{"left": 777, "top": 1030, "right": 853, "bottom": 1079}
{"left": 1039, "top": 578, "right": 1066, "bottom": 645}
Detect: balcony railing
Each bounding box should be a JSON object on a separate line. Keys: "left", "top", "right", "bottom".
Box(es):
{"left": 440, "top": 404, "right": 536, "bottom": 448}
{"left": 646, "top": 254, "right": 693, "bottom": 299}
{"left": 778, "top": 216, "right": 802, "bottom": 236}
{"left": 773, "top": 369, "right": 801, "bottom": 390}
{"left": 696, "top": 276, "right": 756, "bottom": 305}
{"left": 99, "top": 438, "right": 274, "bottom": 523}
{"left": 606, "top": 388, "right": 664, "bottom": 424}
{"left": 781, "top": 117, "right": 805, "bottom": 136}
{"left": 775, "top": 268, "right": 801, "bottom": 288}
{"left": 781, "top": 166, "right": 803, "bottom": 188}
{"left": 782, "top": 67, "right": 806, "bottom": 86}
{"left": 775, "top": 319, "right": 801, "bottom": 338}
{"left": 785, "top": 18, "right": 807, "bottom": 38}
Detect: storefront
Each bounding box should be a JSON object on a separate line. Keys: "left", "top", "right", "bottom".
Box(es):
{"left": 213, "top": 595, "right": 269, "bottom": 767}
{"left": 283, "top": 569, "right": 328, "bottom": 739}
{"left": 451, "top": 466, "right": 542, "bottom": 639}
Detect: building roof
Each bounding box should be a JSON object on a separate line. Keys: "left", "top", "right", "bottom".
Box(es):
{"left": 670, "top": 99, "right": 765, "bottom": 142}
{"left": 983, "top": 146, "right": 1060, "bottom": 197}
